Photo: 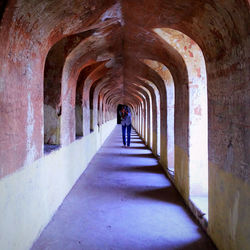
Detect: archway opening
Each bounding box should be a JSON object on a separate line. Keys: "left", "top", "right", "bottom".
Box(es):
{"left": 43, "top": 45, "right": 62, "bottom": 154}
{"left": 155, "top": 28, "right": 208, "bottom": 218}
{"left": 167, "top": 77, "right": 175, "bottom": 173}
{"left": 142, "top": 60, "right": 175, "bottom": 173}
{"left": 75, "top": 90, "right": 83, "bottom": 139}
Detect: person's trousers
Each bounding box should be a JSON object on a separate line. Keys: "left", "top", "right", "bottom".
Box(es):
{"left": 122, "top": 124, "right": 131, "bottom": 146}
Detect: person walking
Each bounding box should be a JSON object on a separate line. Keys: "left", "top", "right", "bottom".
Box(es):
{"left": 120, "top": 105, "right": 132, "bottom": 147}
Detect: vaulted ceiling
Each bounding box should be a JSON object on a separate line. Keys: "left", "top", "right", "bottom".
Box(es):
{"left": 39, "top": 0, "right": 249, "bottom": 108}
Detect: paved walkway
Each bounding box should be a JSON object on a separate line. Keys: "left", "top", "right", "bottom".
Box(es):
{"left": 32, "top": 125, "right": 216, "bottom": 250}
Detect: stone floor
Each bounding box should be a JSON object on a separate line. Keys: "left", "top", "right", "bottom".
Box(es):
{"left": 32, "top": 125, "right": 216, "bottom": 250}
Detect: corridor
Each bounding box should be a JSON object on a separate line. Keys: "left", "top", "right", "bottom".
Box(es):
{"left": 31, "top": 126, "right": 215, "bottom": 250}
{"left": 0, "top": 1, "right": 249, "bottom": 249}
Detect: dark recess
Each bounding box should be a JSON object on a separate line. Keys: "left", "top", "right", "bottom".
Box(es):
{"left": 117, "top": 104, "right": 123, "bottom": 124}
{"left": 0, "top": 0, "right": 8, "bottom": 24}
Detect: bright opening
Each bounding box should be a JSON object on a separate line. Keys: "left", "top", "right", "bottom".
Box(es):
{"left": 155, "top": 28, "right": 208, "bottom": 219}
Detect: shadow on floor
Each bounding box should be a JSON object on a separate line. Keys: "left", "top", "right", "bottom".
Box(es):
{"left": 115, "top": 165, "right": 163, "bottom": 174}
{"left": 130, "top": 140, "right": 144, "bottom": 143}
{"left": 132, "top": 186, "right": 183, "bottom": 205}
{"left": 128, "top": 146, "right": 148, "bottom": 149}
{"left": 105, "top": 153, "right": 155, "bottom": 158}
{"left": 148, "top": 237, "right": 217, "bottom": 250}
{"left": 44, "top": 144, "right": 61, "bottom": 154}
{"left": 175, "top": 237, "right": 217, "bottom": 250}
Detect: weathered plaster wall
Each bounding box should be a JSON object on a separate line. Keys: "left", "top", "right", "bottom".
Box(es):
{"left": 206, "top": 37, "right": 250, "bottom": 249}
{"left": 0, "top": 0, "right": 115, "bottom": 178}
{"left": 0, "top": 119, "right": 116, "bottom": 250}
{"left": 174, "top": 146, "right": 190, "bottom": 202}
{"left": 209, "top": 163, "right": 250, "bottom": 250}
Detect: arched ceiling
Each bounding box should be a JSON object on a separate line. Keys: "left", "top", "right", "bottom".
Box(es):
{"left": 11, "top": 0, "right": 248, "bottom": 108}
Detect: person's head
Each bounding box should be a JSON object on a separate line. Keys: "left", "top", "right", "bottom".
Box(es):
{"left": 121, "top": 106, "right": 126, "bottom": 113}
{"left": 125, "top": 106, "right": 130, "bottom": 113}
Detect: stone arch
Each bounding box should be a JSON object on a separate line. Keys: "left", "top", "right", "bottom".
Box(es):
{"left": 101, "top": 86, "right": 145, "bottom": 129}
{"left": 143, "top": 59, "right": 175, "bottom": 172}
{"left": 155, "top": 28, "right": 208, "bottom": 216}
{"left": 75, "top": 61, "right": 104, "bottom": 136}
{"left": 129, "top": 82, "right": 153, "bottom": 147}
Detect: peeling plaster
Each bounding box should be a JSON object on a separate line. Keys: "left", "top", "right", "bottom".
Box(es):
{"left": 101, "top": 2, "right": 124, "bottom": 26}
{"left": 24, "top": 93, "right": 36, "bottom": 165}
{"left": 0, "top": 76, "right": 4, "bottom": 93}
{"left": 24, "top": 63, "right": 33, "bottom": 82}
{"left": 229, "top": 190, "right": 240, "bottom": 241}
